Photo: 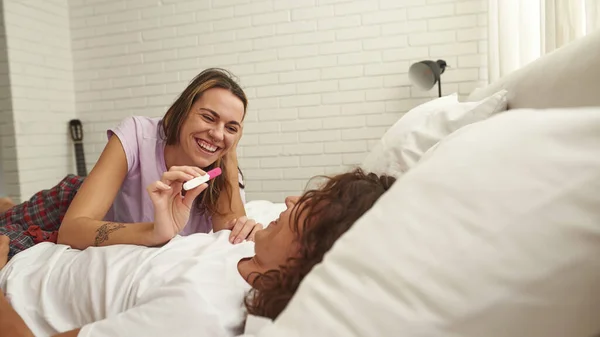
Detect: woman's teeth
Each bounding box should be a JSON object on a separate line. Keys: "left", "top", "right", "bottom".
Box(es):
{"left": 198, "top": 140, "right": 217, "bottom": 153}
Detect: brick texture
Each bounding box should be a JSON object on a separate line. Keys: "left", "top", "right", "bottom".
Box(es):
{"left": 1, "top": 0, "right": 77, "bottom": 201}
{"left": 3, "top": 0, "right": 489, "bottom": 202}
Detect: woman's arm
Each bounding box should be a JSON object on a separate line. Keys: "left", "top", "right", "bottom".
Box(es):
{"left": 212, "top": 150, "right": 263, "bottom": 244}
{"left": 211, "top": 149, "right": 246, "bottom": 232}
{"left": 58, "top": 135, "right": 160, "bottom": 250}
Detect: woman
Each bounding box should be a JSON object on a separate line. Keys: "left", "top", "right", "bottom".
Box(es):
{"left": 0, "top": 169, "right": 396, "bottom": 337}
{"left": 0, "top": 68, "right": 260, "bottom": 260}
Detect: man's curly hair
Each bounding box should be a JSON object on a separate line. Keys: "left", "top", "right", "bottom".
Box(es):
{"left": 245, "top": 168, "right": 396, "bottom": 319}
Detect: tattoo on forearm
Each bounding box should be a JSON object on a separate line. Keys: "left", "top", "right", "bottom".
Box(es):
{"left": 94, "top": 223, "right": 126, "bottom": 246}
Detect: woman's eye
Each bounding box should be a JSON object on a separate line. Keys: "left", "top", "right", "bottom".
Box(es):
{"left": 227, "top": 126, "right": 238, "bottom": 133}
{"left": 202, "top": 114, "right": 214, "bottom": 122}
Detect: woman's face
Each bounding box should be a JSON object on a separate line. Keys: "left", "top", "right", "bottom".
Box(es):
{"left": 178, "top": 87, "right": 245, "bottom": 168}
{"left": 253, "top": 196, "right": 304, "bottom": 270}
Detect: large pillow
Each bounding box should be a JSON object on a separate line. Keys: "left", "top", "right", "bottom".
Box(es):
{"left": 467, "top": 28, "right": 600, "bottom": 109}
{"left": 361, "top": 90, "right": 507, "bottom": 177}
{"left": 244, "top": 200, "right": 286, "bottom": 229}
{"left": 254, "top": 107, "right": 600, "bottom": 337}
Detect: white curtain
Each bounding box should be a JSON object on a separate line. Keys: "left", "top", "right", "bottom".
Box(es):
{"left": 488, "top": 0, "right": 600, "bottom": 82}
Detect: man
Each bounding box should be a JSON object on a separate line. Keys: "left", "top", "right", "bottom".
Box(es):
{"left": 0, "top": 169, "right": 395, "bottom": 337}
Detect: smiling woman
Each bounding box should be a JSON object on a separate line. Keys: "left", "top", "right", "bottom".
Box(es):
{"left": 0, "top": 68, "right": 262, "bottom": 260}
{"left": 161, "top": 70, "right": 248, "bottom": 226}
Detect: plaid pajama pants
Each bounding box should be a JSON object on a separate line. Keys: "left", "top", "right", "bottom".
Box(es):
{"left": 0, "top": 174, "right": 85, "bottom": 260}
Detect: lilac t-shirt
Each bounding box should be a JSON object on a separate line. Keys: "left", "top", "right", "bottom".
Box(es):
{"left": 104, "top": 116, "right": 245, "bottom": 235}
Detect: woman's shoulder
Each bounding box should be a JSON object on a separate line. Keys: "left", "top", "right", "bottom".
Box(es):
{"left": 114, "top": 115, "right": 164, "bottom": 140}
{"left": 119, "top": 115, "right": 163, "bottom": 130}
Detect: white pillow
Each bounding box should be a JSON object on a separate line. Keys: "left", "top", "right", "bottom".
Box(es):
{"left": 255, "top": 107, "right": 600, "bottom": 337}
{"left": 361, "top": 90, "right": 508, "bottom": 177}
{"left": 244, "top": 200, "right": 286, "bottom": 229}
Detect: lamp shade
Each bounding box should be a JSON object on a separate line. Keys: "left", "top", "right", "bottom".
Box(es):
{"left": 408, "top": 59, "right": 448, "bottom": 90}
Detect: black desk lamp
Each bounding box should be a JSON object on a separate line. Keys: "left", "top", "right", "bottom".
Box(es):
{"left": 408, "top": 59, "right": 448, "bottom": 97}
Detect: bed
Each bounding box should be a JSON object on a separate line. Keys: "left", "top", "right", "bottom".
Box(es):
{"left": 243, "top": 28, "right": 600, "bottom": 337}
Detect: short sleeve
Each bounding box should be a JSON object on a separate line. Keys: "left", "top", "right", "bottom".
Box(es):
{"left": 78, "top": 286, "right": 229, "bottom": 337}
{"left": 107, "top": 117, "right": 139, "bottom": 173}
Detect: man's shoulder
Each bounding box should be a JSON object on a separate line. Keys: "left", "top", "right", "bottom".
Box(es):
{"left": 163, "top": 232, "right": 255, "bottom": 267}
{"left": 169, "top": 231, "right": 254, "bottom": 251}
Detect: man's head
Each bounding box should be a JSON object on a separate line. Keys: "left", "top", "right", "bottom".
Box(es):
{"left": 246, "top": 168, "right": 396, "bottom": 319}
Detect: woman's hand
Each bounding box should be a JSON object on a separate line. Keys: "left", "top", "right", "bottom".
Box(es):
{"left": 147, "top": 166, "right": 208, "bottom": 245}
{"left": 226, "top": 216, "right": 263, "bottom": 244}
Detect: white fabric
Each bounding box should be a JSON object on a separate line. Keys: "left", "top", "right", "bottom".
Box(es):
{"left": 488, "top": 0, "right": 600, "bottom": 82}
{"left": 467, "top": 27, "right": 600, "bottom": 109}
{"left": 0, "top": 231, "right": 253, "bottom": 337}
{"left": 244, "top": 315, "right": 274, "bottom": 335}
{"left": 255, "top": 107, "right": 600, "bottom": 337}
{"left": 360, "top": 90, "right": 507, "bottom": 178}
{"left": 244, "top": 200, "right": 286, "bottom": 229}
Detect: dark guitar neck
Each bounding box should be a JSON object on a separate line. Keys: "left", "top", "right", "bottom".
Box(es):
{"left": 73, "top": 142, "right": 87, "bottom": 177}
{"left": 69, "top": 119, "right": 88, "bottom": 177}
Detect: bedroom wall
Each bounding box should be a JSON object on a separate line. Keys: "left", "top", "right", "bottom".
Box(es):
{"left": 1, "top": 0, "right": 77, "bottom": 202}
{"left": 0, "top": 1, "right": 14, "bottom": 198}
{"left": 69, "top": 0, "right": 489, "bottom": 202}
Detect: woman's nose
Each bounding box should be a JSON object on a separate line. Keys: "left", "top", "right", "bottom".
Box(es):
{"left": 209, "top": 127, "right": 224, "bottom": 142}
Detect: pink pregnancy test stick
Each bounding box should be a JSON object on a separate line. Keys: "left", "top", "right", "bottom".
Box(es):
{"left": 182, "top": 167, "right": 222, "bottom": 191}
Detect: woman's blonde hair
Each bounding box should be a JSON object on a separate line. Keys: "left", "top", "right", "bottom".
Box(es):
{"left": 161, "top": 68, "right": 248, "bottom": 216}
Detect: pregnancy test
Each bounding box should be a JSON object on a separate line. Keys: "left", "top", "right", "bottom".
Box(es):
{"left": 183, "top": 167, "right": 222, "bottom": 191}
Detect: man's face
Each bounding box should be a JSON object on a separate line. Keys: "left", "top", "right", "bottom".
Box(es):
{"left": 253, "top": 196, "right": 304, "bottom": 270}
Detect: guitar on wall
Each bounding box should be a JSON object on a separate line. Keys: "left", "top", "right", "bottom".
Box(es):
{"left": 69, "top": 119, "right": 88, "bottom": 177}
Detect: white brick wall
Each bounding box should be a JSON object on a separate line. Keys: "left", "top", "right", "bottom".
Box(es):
{"left": 67, "top": 0, "right": 488, "bottom": 202}
{"left": 1, "top": 0, "right": 76, "bottom": 202}
{"left": 0, "top": 6, "right": 14, "bottom": 198}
